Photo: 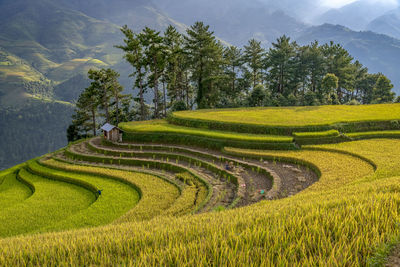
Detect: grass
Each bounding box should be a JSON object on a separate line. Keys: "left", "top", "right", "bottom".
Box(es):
{"left": 42, "top": 159, "right": 180, "bottom": 223}
{"left": 292, "top": 129, "right": 340, "bottom": 138}
{"left": 347, "top": 130, "right": 400, "bottom": 140}
{"left": 0, "top": 172, "right": 32, "bottom": 209}
{"left": 26, "top": 159, "right": 141, "bottom": 232}
{"left": 224, "top": 146, "right": 374, "bottom": 191}
{"left": 308, "top": 139, "right": 400, "bottom": 179}
{"left": 163, "top": 173, "right": 204, "bottom": 216}
{"left": 3, "top": 140, "right": 399, "bottom": 265}
{"left": 0, "top": 168, "right": 94, "bottom": 237}
{"left": 3, "top": 111, "right": 400, "bottom": 265}
{"left": 119, "top": 120, "right": 293, "bottom": 142}
{"left": 172, "top": 103, "right": 400, "bottom": 127}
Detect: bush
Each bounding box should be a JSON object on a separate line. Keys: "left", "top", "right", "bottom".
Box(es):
{"left": 170, "top": 101, "right": 188, "bottom": 112}
{"left": 123, "top": 132, "right": 298, "bottom": 150}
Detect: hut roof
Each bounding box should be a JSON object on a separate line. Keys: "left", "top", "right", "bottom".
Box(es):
{"left": 101, "top": 123, "right": 123, "bottom": 132}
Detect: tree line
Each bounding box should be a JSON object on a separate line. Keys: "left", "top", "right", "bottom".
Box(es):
{"left": 68, "top": 21, "right": 397, "bottom": 141}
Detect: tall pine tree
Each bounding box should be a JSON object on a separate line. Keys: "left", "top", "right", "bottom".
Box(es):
{"left": 184, "top": 22, "right": 223, "bottom": 108}
{"left": 116, "top": 25, "right": 147, "bottom": 120}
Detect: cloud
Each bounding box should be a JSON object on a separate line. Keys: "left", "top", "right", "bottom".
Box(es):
{"left": 320, "top": 0, "right": 399, "bottom": 8}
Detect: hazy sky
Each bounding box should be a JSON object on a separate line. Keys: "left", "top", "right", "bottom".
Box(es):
{"left": 321, "top": 0, "right": 398, "bottom": 8}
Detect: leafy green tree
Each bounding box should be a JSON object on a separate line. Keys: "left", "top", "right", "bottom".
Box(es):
{"left": 116, "top": 25, "right": 147, "bottom": 120}
{"left": 266, "top": 36, "right": 298, "bottom": 96}
{"left": 307, "top": 42, "right": 326, "bottom": 93}
{"left": 247, "top": 84, "right": 267, "bottom": 107}
{"left": 87, "top": 68, "right": 126, "bottom": 125}
{"left": 170, "top": 100, "right": 188, "bottom": 112}
{"left": 303, "top": 91, "right": 319, "bottom": 106}
{"left": 372, "top": 75, "right": 395, "bottom": 103}
{"left": 74, "top": 85, "right": 99, "bottom": 136}
{"left": 163, "top": 25, "right": 186, "bottom": 112}
{"left": 87, "top": 69, "right": 111, "bottom": 123}
{"left": 106, "top": 69, "right": 128, "bottom": 125}
{"left": 352, "top": 61, "right": 369, "bottom": 102}
{"left": 321, "top": 42, "right": 354, "bottom": 103}
{"left": 219, "top": 46, "right": 245, "bottom": 107}
{"left": 321, "top": 73, "right": 339, "bottom": 104}
{"left": 139, "top": 27, "right": 166, "bottom": 118}
{"left": 355, "top": 73, "right": 380, "bottom": 104}
{"left": 184, "top": 22, "right": 223, "bottom": 108}
{"left": 110, "top": 95, "right": 133, "bottom": 125}
{"left": 243, "top": 39, "right": 265, "bottom": 89}
{"left": 67, "top": 123, "right": 82, "bottom": 142}
{"left": 296, "top": 41, "right": 326, "bottom": 98}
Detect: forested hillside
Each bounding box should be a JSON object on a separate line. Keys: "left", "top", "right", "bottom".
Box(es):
{"left": 0, "top": 99, "right": 74, "bottom": 170}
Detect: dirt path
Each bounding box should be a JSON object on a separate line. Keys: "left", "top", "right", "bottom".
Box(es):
{"left": 384, "top": 245, "right": 400, "bottom": 266}
{"left": 68, "top": 141, "right": 237, "bottom": 212}
{"left": 90, "top": 138, "right": 274, "bottom": 205}
{"left": 92, "top": 138, "right": 319, "bottom": 203}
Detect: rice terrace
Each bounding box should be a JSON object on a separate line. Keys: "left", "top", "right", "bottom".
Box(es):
{"left": 0, "top": 103, "right": 400, "bottom": 265}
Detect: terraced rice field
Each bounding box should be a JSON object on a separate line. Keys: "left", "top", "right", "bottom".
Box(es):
{"left": 0, "top": 172, "right": 32, "bottom": 209}
{"left": 1, "top": 104, "right": 400, "bottom": 265}
{"left": 171, "top": 103, "right": 400, "bottom": 126}
{"left": 119, "top": 120, "right": 293, "bottom": 142}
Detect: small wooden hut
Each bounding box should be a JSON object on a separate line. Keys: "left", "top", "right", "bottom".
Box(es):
{"left": 101, "top": 123, "right": 123, "bottom": 142}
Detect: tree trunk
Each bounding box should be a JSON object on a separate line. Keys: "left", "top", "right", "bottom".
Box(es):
{"left": 197, "top": 60, "right": 204, "bottom": 108}
{"left": 232, "top": 65, "right": 236, "bottom": 93}
{"left": 253, "top": 69, "right": 257, "bottom": 89}
{"left": 337, "top": 86, "right": 342, "bottom": 104}
{"left": 179, "top": 71, "right": 184, "bottom": 101}
{"left": 116, "top": 94, "right": 120, "bottom": 125}
{"left": 153, "top": 56, "right": 159, "bottom": 119}
{"left": 163, "top": 80, "right": 167, "bottom": 117}
{"left": 135, "top": 47, "right": 146, "bottom": 121}
{"left": 104, "top": 86, "right": 110, "bottom": 123}
{"left": 280, "top": 64, "right": 284, "bottom": 94}
{"left": 91, "top": 109, "right": 96, "bottom": 136}
{"left": 185, "top": 71, "right": 190, "bottom": 109}
{"left": 138, "top": 68, "right": 145, "bottom": 121}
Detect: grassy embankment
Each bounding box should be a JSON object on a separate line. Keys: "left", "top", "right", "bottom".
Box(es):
{"left": 1, "top": 140, "right": 400, "bottom": 265}
{"left": 1, "top": 104, "right": 400, "bottom": 265}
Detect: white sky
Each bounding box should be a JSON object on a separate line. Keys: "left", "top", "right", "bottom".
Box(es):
{"left": 320, "top": 0, "right": 398, "bottom": 8}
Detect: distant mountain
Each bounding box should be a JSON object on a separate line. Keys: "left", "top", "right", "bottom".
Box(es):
{"left": 367, "top": 8, "right": 400, "bottom": 39}
{"left": 0, "top": 0, "right": 123, "bottom": 107}
{"left": 0, "top": 0, "right": 183, "bottom": 170}
{"left": 313, "top": 0, "right": 397, "bottom": 31}
{"left": 0, "top": 0, "right": 186, "bottom": 102}
{"left": 55, "top": 0, "right": 187, "bottom": 33}
{"left": 152, "top": 0, "right": 306, "bottom": 46}
{"left": 297, "top": 24, "right": 400, "bottom": 94}
{"left": 256, "top": 0, "right": 325, "bottom": 22}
